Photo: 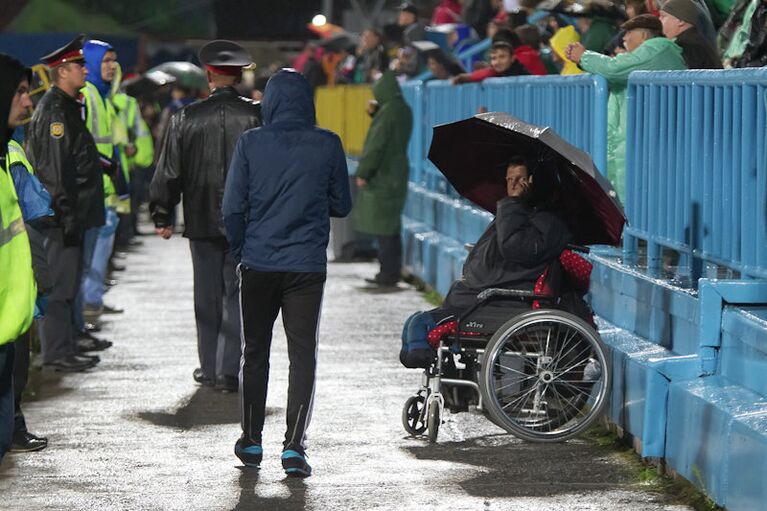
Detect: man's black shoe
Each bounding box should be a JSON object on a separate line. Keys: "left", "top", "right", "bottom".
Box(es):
{"left": 84, "top": 321, "right": 102, "bottom": 333}
{"left": 75, "top": 353, "right": 100, "bottom": 364}
{"left": 112, "top": 251, "right": 128, "bottom": 260}
{"left": 105, "top": 278, "right": 118, "bottom": 287}
{"left": 43, "top": 356, "right": 95, "bottom": 372}
{"left": 10, "top": 431, "right": 48, "bottom": 452}
{"left": 77, "top": 333, "right": 113, "bottom": 352}
{"left": 215, "top": 375, "right": 239, "bottom": 393}
{"left": 109, "top": 261, "right": 126, "bottom": 272}
{"left": 102, "top": 304, "right": 124, "bottom": 314}
{"left": 364, "top": 276, "right": 399, "bottom": 287}
{"left": 193, "top": 368, "right": 214, "bottom": 387}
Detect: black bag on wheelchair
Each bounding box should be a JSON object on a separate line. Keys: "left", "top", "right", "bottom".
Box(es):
{"left": 400, "top": 311, "right": 436, "bottom": 368}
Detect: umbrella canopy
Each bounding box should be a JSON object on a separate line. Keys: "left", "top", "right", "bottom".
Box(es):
{"left": 149, "top": 61, "right": 207, "bottom": 91}
{"left": 427, "top": 112, "right": 625, "bottom": 246}
{"left": 121, "top": 69, "right": 176, "bottom": 97}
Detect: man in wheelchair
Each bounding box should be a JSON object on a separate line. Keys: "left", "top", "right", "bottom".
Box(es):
{"left": 401, "top": 155, "right": 596, "bottom": 414}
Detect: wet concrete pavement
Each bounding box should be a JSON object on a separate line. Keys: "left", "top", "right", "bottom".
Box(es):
{"left": 0, "top": 233, "right": 692, "bottom": 510}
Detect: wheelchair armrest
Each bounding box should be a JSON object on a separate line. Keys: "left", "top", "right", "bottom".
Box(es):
{"left": 476, "top": 288, "right": 551, "bottom": 303}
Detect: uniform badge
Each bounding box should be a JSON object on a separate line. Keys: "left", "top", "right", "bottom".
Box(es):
{"left": 50, "top": 122, "right": 64, "bottom": 139}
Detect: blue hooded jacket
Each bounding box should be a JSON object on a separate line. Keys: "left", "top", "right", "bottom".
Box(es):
{"left": 222, "top": 69, "right": 352, "bottom": 272}
{"left": 83, "top": 40, "right": 113, "bottom": 98}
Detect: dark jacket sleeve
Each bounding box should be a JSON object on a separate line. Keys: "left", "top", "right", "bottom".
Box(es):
{"left": 149, "top": 111, "right": 184, "bottom": 228}
{"left": 328, "top": 136, "right": 352, "bottom": 218}
{"left": 70, "top": 128, "right": 102, "bottom": 235}
{"left": 25, "top": 221, "right": 53, "bottom": 295}
{"left": 222, "top": 136, "right": 249, "bottom": 262}
{"left": 28, "top": 109, "right": 76, "bottom": 233}
{"left": 495, "top": 197, "right": 570, "bottom": 266}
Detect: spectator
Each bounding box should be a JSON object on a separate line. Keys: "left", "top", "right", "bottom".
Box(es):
{"left": 626, "top": 0, "right": 650, "bottom": 18}
{"left": 432, "top": 0, "right": 463, "bottom": 24}
{"left": 452, "top": 41, "right": 528, "bottom": 84}
{"left": 294, "top": 42, "right": 327, "bottom": 90}
{"left": 353, "top": 29, "right": 389, "bottom": 84}
{"left": 399, "top": 3, "right": 428, "bottom": 44}
{"left": 223, "top": 69, "right": 351, "bottom": 475}
{"left": 566, "top": 14, "right": 687, "bottom": 200}
{"left": 392, "top": 46, "right": 422, "bottom": 79}
{"left": 514, "top": 25, "right": 550, "bottom": 75}
{"left": 660, "top": 0, "right": 723, "bottom": 69}
{"left": 550, "top": 25, "right": 584, "bottom": 74}
{"left": 577, "top": 15, "right": 619, "bottom": 53}
{"left": 354, "top": 71, "right": 413, "bottom": 287}
{"left": 427, "top": 52, "right": 466, "bottom": 80}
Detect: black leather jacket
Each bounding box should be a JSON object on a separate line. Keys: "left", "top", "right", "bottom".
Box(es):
{"left": 26, "top": 86, "right": 105, "bottom": 245}
{"left": 150, "top": 87, "right": 261, "bottom": 239}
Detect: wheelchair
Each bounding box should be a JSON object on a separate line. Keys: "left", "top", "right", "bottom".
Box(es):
{"left": 402, "top": 246, "right": 611, "bottom": 443}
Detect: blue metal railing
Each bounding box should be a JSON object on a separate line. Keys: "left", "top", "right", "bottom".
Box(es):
{"left": 624, "top": 69, "right": 767, "bottom": 280}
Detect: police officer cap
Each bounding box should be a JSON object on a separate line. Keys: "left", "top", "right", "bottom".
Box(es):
{"left": 41, "top": 34, "right": 86, "bottom": 68}
{"left": 199, "top": 40, "right": 252, "bottom": 68}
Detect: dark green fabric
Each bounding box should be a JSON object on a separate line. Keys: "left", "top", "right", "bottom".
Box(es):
{"left": 581, "top": 17, "right": 618, "bottom": 53}
{"left": 353, "top": 71, "right": 412, "bottom": 236}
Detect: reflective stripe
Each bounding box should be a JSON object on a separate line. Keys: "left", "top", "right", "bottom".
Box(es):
{"left": 7, "top": 144, "right": 24, "bottom": 157}
{"left": 0, "top": 217, "right": 25, "bottom": 247}
{"left": 83, "top": 84, "right": 113, "bottom": 147}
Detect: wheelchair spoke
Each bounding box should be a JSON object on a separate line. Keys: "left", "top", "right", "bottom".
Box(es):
{"left": 500, "top": 382, "right": 538, "bottom": 411}
{"left": 554, "top": 347, "right": 594, "bottom": 378}
{"left": 550, "top": 328, "right": 584, "bottom": 369}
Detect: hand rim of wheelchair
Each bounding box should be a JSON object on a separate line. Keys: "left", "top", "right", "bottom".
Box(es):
{"left": 479, "top": 309, "right": 610, "bottom": 443}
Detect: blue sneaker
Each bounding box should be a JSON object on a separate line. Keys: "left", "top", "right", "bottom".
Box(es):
{"left": 281, "top": 449, "right": 311, "bottom": 477}
{"left": 234, "top": 438, "right": 263, "bottom": 468}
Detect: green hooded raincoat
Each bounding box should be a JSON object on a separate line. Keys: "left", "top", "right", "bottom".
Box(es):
{"left": 580, "top": 37, "right": 687, "bottom": 200}
{"left": 353, "top": 71, "right": 413, "bottom": 236}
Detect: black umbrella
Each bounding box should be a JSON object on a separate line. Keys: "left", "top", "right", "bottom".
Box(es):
{"left": 427, "top": 112, "right": 625, "bottom": 246}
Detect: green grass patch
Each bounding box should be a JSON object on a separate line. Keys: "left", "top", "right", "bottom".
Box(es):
{"left": 585, "top": 424, "right": 722, "bottom": 511}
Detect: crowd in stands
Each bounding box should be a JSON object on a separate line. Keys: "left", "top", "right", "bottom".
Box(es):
{"left": 291, "top": 0, "right": 765, "bottom": 90}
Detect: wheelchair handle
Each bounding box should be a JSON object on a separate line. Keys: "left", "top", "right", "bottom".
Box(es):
{"left": 566, "top": 243, "right": 590, "bottom": 254}
{"left": 476, "top": 288, "right": 552, "bottom": 302}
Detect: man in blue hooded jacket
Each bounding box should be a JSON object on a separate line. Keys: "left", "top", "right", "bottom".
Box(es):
{"left": 223, "top": 69, "right": 351, "bottom": 476}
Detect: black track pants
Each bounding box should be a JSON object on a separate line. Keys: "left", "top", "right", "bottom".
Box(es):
{"left": 239, "top": 269, "right": 326, "bottom": 451}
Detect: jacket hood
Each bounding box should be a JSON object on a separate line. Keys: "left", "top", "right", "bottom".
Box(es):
{"left": 261, "top": 68, "right": 315, "bottom": 126}
{"left": 0, "top": 53, "right": 31, "bottom": 156}
{"left": 372, "top": 70, "right": 402, "bottom": 105}
{"left": 84, "top": 39, "right": 114, "bottom": 98}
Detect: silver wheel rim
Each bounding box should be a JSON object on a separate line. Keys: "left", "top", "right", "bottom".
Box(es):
{"left": 481, "top": 311, "right": 610, "bottom": 441}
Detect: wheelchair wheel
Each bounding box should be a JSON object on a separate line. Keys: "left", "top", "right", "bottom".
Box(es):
{"left": 402, "top": 395, "right": 427, "bottom": 435}
{"left": 427, "top": 399, "right": 440, "bottom": 443}
{"left": 479, "top": 309, "right": 610, "bottom": 442}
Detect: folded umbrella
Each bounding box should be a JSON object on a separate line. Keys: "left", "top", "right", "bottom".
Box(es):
{"left": 427, "top": 112, "right": 625, "bottom": 246}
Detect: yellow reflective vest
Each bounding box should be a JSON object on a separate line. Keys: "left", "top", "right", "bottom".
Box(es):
{"left": 112, "top": 92, "right": 154, "bottom": 169}
{"left": 0, "top": 145, "right": 36, "bottom": 345}
{"left": 81, "top": 82, "right": 131, "bottom": 212}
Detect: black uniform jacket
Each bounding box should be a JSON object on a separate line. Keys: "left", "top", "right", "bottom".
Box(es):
{"left": 444, "top": 196, "right": 571, "bottom": 311}
{"left": 149, "top": 86, "right": 261, "bottom": 239}
{"left": 26, "top": 86, "right": 105, "bottom": 245}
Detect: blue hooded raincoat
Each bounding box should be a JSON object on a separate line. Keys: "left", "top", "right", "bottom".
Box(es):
{"left": 222, "top": 69, "right": 352, "bottom": 272}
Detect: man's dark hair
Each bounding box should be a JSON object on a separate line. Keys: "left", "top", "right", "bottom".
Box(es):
{"left": 492, "top": 28, "right": 522, "bottom": 48}
{"left": 491, "top": 41, "right": 515, "bottom": 55}
{"left": 515, "top": 24, "right": 541, "bottom": 48}
{"left": 506, "top": 155, "right": 529, "bottom": 169}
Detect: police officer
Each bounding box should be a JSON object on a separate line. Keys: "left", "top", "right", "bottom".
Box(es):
{"left": 150, "top": 40, "right": 261, "bottom": 392}
{"left": 26, "top": 35, "right": 105, "bottom": 372}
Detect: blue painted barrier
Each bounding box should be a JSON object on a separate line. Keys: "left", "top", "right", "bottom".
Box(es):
{"left": 624, "top": 69, "right": 767, "bottom": 281}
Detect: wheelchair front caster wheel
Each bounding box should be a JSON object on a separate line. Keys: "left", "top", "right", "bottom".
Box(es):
{"left": 402, "top": 395, "right": 427, "bottom": 435}
{"left": 427, "top": 399, "right": 440, "bottom": 443}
